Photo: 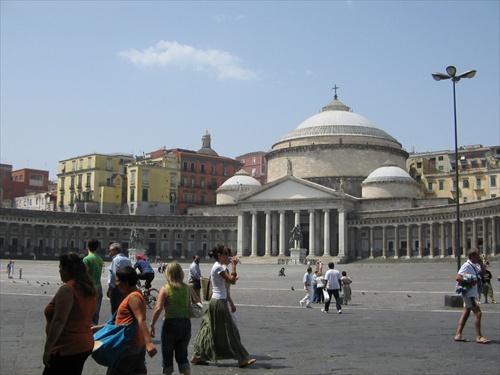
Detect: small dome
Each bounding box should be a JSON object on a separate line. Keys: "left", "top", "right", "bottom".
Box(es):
{"left": 363, "top": 164, "right": 415, "bottom": 184}
{"left": 220, "top": 169, "right": 261, "bottom": 188}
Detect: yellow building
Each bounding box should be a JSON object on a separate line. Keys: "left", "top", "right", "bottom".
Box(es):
{"left": 125, "top": 151, "right": 180, "bottom": 215}
{"left": 57, "top": 153, "right": 134, "bottom": 213}
{"left": 407, "top": 145, "right": 500, "bottom": 203}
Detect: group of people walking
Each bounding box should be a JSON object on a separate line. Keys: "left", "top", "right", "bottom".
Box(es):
{"left": 299, "top": 262, "right": 352, "bottom": 313}
{"left": 42, "top": 242, "right": 255, "bottom": 375}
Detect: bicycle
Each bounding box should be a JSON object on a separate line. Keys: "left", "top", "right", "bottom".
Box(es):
{"left": 141, "top": 286, "right": 159, "bottom": 309}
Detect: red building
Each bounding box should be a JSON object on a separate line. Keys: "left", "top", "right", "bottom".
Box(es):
{"left": 147, "top": 132, "right": 243, "bottom": 214}
{"left": 235, "top": 151, "right": 268, "bottom": 186}
{"left": 0, "top": 164, "right": 50, "bottom": 206}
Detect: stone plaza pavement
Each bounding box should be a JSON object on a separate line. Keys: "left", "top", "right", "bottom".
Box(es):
{"left": 1, "top": 258, "right": 499, "bottom": 375}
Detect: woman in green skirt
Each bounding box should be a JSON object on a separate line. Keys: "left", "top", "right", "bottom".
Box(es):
{"left": 191, "top": 245, "right": 256, "bottom": 368}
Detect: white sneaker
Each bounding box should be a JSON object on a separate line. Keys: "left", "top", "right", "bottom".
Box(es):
{"left": 321, "top": 308, "right": 328, "bottom": 313}
{"left": 299, "top": 301, "right": 305, "bottom": 306}
{"left": 338, "top": 310, "right": 342, "bottom": 314}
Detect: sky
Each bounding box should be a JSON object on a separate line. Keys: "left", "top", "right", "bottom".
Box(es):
{"left": 1, "top": 1, "right": 499, "bottom": 180}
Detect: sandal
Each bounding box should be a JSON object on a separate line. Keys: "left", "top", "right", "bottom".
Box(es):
{"left": 239, "top": 358, "right": 257, "bottom": 368}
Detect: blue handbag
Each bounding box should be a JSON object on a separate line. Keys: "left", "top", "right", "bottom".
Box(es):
{"left": 92, "top": 311, "right": 138, "bottom": 367}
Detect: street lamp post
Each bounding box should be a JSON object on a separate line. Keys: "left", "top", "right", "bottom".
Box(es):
{"left": 432, "top": 66, "right": 476, "bottom": 271}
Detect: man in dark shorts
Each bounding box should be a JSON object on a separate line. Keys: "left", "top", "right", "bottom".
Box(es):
{"left": 134, "top": 254, "right": 155, "bottom": 290}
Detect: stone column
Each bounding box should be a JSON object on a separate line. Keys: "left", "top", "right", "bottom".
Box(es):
{"left": 462, "top": 220, "right": 468, "bottom": 257}
{"left": 251, "top": 211, "right": 258, "bottom": 257}
{"left": 338, "top": 209, "right": 346, "bottom": 259}
{"left": 309, "top": 209, "right": 316, "bottom": 256}
{"left": 265, "top": 210, "right": 271, "bottom": 257}
{"left": 417, "top": 224, "right": 423, "bottom": 258}
{"left": 323, "top": 209, "right": 330, "bottom": 256}
{"left": 429, "top": 222, "right": 434, "bottom": 258}
{"left": 279, "top": 211, "right": 286, "bottom": 256}
{"left": 491, "top": 216, "right": 497, "bottom": 256}
{"left": 406, "top": 225, "right": 411, "bottom": 259}
{"left": 440, "top": 222, "right": 446, "bottom": 258}
{"left": 369, "top": 227, "right": 375, "bottom": 259}
{"left": 181, "top": 229, "right": 187, "bottom": 259}
{"left": 168, "top": 230, "right": 174, "bottom": 259}
{"left": 381, "top": 225, "right": 387, "bottom": 259}
{"left": 393, "top": 225, "right": 399, "bottom": 259}
{"left": 482, "top": 218, "right": 488, "bottom": 254}
{"left": 451, "top": 221, "right": 457, "bottom": 258}
{"left": 472, "top": 219, "right": 478, "bottom": 249}
{"left": 237, "top": 212, "right": 244, "bottom": 257}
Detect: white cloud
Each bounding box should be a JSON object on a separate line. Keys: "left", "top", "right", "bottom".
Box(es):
{"left": 117, "top": 40, "right": 258, "bottom": 81}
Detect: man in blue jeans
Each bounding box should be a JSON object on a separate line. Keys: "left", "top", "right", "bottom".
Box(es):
{"left": 322, "top": 262, "right": 342, "bottom": 314}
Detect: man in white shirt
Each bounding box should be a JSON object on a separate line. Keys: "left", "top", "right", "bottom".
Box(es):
{"left": 299, "top": 267, "right": 313, "bottom": 308}
{"left": 107, "top": 242, "right": 132, "bottom": 314}
{"left": 455, "top": 249, "right": 490, "bottom": 344}
{"left": 322, "top": 262, "right": 342, "bottom": 314}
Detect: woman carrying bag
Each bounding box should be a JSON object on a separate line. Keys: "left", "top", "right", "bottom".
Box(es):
{"left": 94, "top": 266, "right": 157, "bottom": 375}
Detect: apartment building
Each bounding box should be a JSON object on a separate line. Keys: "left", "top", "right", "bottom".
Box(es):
{"left": 235, "top": 151, "right": 267, "bottom": 185}
{"left": 0, "top": 164, "right": 50, "bottom": 207}
{"left": 407, "top": 145, "right": 500, "bottom": 203}
{"left": 57, "top": 153, "right": 134, "bottom": 213}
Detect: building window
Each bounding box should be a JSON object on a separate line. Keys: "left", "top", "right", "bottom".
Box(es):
{"left": 416, "top": 162, "right": 422, "bottom": 169}
{"left": 190, "top": 162, "right": 195, "bottom": 172}
{"left": 476, "top": 178, "right": 481, "bottom": 189}
{"left": 463, "top": 179, "right": 469, "bottom": 188}
{"left": 201, "top": 164, "right": 206, "bottom": 173}
{"left": 130, "top": 187, "right": 135, "bottom": 201}
{"left": 223, "top": 166, "right": 228, "bottom": 175}
{"left": 428, "top": 182, "right": 433, "bottom": 191}
{"left": 130, "top": 170, "right": 136, "bottom": 185}
{"left": 212, "top": 165, "right": 216, "bottom": 174}
{"left": 438, "top": 156, "right": 444, "bottom": 161}
{"left": 191, "top": 193, "right": 196, "bottom": 203}
{"left": 72, "top": 160, "right": 76, "bottom": 171}
{"left": 87, "top": 157, "right": 92, "bottom": 168}
{"left": 200, "top": 178, "right": 205, "bottom": 188}
{"left": 463, "top": 197, "right": 467, "bottom": 202}
{"left": 86, "top": 173, "right": 91, "bottom": 187}
{"left": 182, "top": 177, "right": 187, "bottom": 187}
{"left": 439, "top": 181, "right": 444, "bottom": 190}
{"left": 142, "top": 170, "right": 149, "bottom": 185}
{"left": 191, "top": 178, "right": 195, "bottom": 187}
{"left": 491, "top": 175, "right": 497, "bottom": 187}
{"left": 201, "top": 193, "right": 207, "bottom": 204}
{"left": 106, "top": 158, "right": 112, "bottom": 170}
{"left": 438, "top": 166, "right": 444, "bottom": 171}
{"left": 170, "top": 173, "right": 177, "bottom": 187}
{"left": 77, "top": 175, "right": 83, "bottom": 188}
{"left": 183, "top": 162, "right": 188, "bottom": 171}
{"left": 142, "top": 188, "right": 148, "bottom": 201}
{"left": 183, "top": 192, "right": 188, "bottom": 202}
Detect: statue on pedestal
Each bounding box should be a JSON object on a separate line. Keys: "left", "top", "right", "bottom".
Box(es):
{"left": 289, "top": 225, "right": 303, "bottom": 248}
{"left": 130, "top": 228, "right": 144, "bottom": 251}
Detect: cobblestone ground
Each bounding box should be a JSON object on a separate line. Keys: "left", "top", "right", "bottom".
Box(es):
{"left": 1, "top": 258, "right": 499, "bottom": 375}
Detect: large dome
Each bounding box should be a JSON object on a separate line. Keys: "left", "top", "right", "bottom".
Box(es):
{"left": 266, "top": 93, "right": 409, "bottom": 196}
{"left": 277, "top": 97, "right": 398, "bottom": 143}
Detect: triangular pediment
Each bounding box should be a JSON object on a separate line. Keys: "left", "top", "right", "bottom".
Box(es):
{"left": 239, "top": 175, "right": 343, "bottom": 202}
